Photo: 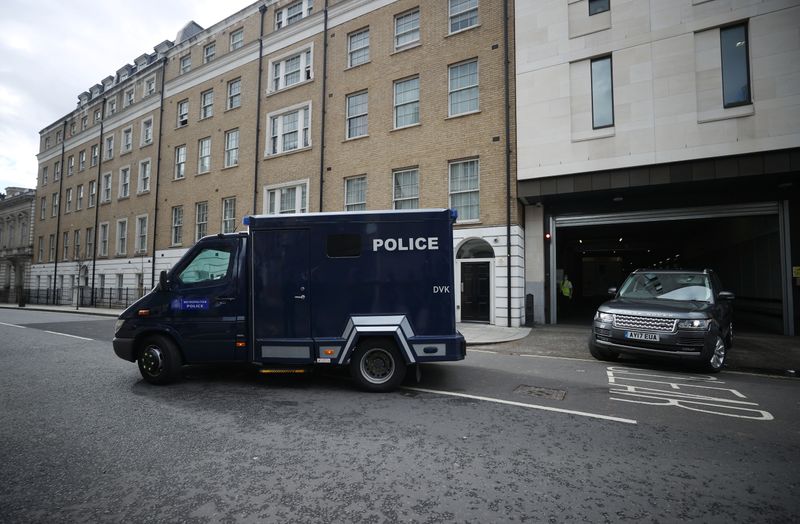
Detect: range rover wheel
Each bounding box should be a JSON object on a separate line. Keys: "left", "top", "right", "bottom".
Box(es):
{"left": 350, "top": 339, "right": 406, "bottom": 392}
{"left": 704, "top": 335, "right": 726, "bottom": 373}
{"left": 588, "top": 336, "right": 619, "bottom": 362}
{"left": 137, "top": 335, "right": 182, "bottom": 385}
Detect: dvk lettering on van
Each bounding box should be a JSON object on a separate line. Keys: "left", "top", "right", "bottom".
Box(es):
{"left": 372, "top": 237, "right": 439, "bottom": 252}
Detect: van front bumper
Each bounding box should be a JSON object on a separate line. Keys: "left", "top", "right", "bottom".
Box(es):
{"left": 113, "top": 337, "right": 136, "bottom": 362}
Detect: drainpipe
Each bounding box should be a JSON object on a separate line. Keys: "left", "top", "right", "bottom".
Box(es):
{"left": 90, "top": 99, "right": 107, "bottom": 306}
{"left": 253, "top": 4, "right": 268, "bottom": 214}
{"left": 150, "top": 58, "right": 168, "bottom": 288}
{"left": 52, "top": 119, "right": 68, "bottom": 304}
{"left": 318, "top": 0, "right": 329, "bottom": 212}
{"left": 503, "top": 0, "right": 512, "bottom": 327}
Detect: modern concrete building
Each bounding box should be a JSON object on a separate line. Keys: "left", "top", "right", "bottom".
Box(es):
{"left": 33, "top": 0, "right": 524, "bottom": 325}
{"left": 516, "top": 0, "right": 800, "bottom": 334}
{"left": 0, "top": 187, "right": 35, "bottom": 303}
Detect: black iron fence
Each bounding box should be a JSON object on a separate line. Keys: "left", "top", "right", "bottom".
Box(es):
{"left": 2, "top": 287, "right": 147, "bottom": 310}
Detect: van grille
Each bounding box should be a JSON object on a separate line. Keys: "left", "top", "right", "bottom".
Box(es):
{"left": 613, "top": 314, "right": 676, "bottom": 333}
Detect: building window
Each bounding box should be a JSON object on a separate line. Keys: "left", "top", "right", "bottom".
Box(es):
{"left": 119, "top": 167, "right": 130, "bottom": 198}
{"left": 138, "top": 160, "right": 151, "bottom": 193}
{"left": 63, "top": 232, "right": 70, "bottom": 261}
{"left": 56, "top": 130, "right": 62, "bottom": 143}
{"left": 449, "top": 0, "right": 478, "bottom": 33}
{"left": 88, "top": 181, "right": 96, "bottom": 208}
{"left": 42, "top": 166, "right": 48, "bottom": 185}
{"left": 230, "top": 29, "right": 244, "bottom": 51}
{"left": 124, "top": 88, "right": 135, "bottom": 107}
{"left": 449, "top": 59, "right": 479, "bottom": 116}
{"left": 177, "top": 99, "right": 189, "bottom": 127}
{"left": 195, "top": 201, "right": 208, "bottom": 241}
{"left": 117, "top": 219, "right": 127, "bottom": 255}
{"left": 77, "top": 185, "right": 84, "bottom": 210}
{"left": 81, "top": 116, "right": 88, "bottom": 130}
{"left": 73, "top": 230, "right": 80, "bottom": 260}
{"left": 40, "top": 196, "right": 46, "bottom": 220}
{"left": 79, "top": 151, "right": 86, "bottom": 171}
{"left": 224, "top": 129, "right": 239, "bottom": 168}
{"left": 94, "top": 109, "right": 101, "bottom": 123}
{"left": 86, "top": 227, "right": 94, "bottom": 259}
{"left": 203, "top": 42, "right": 216, "bottom": 64}
{"left": 67, "top": 156, "right": 74, "bottom": 176}
{"left": 589, "top": 0, "right": 609, "bottom": 16}
{"left": 45, "top": 136, "right": 51, "bottom": 149}
{"left": 198, "top": 138, "right": 211, "bottom": 173}
{"left": 141, "top": 118, "right": 153, "bottom": 145}
{"left": 271, "top": 48, "right": 312, "bottom": 92}
{"left": 145, "top": 76, "right": 156, "bottom": 96}
{"left": 200, "top": 90, "right": 214, "bottom": 119}
{"left": 348, "top": 28, "right": 370, "bottom": 68}
{"left": 275, "top": 0, "right": 313, "bottom": 30}
{"left": 122, "top": 127, "right": 133, "bottom": 152}
{"left": 269, "top": 105, "right": 311, "bottom": 154}
{"left": 721, "top": 23, "right": 751, "bottom": 108}
{"left": 393, "top": 168, "right": 419, "bottom": 209}
{"left": 49, "top": 234, "right": 55, "bottom": 261}
{"left": 222, "top": 197, "right": 236, "bottom": 233}
{"left": 449, "top": 159, "right": 479, "bottom": 222}
{"left": 180, "top": 55, "right": 191, "bottom": 74}
{"left": 345, "top": 176, "right": 367, "bottom": 211}
{"left": 54, "top": 160, "right": 60, "bottom": 181}
{"left": 175, "top": 145, "right": 187, "bottom": 179}
{"left": 172, "top": 206, "right": 183, "bottom": 245}
{"left": 591, "top": 56, "right": 614, "bottom": 129}
{"left": 105, "top": 135, "right": 114, "bottom": 159}
{"left": 394, "top": 77, "right": 420, "bottom": 128}
{"left": 102, "top": 173, "right": 112, "bottom": 203}
{"left": 136, "top": 215, "right": 148, "bottom": 253}
{"left": 394, "top": 8, "right": 420, "bottom": 49}
{"left": 91, "top": 145, "right": 99, "bottom": 166}
{"left": 346, "top": 91, "right": 368, "bottom": 139}
{"left": 38, "top": 237, "right": 44, "bottom": 262}
{"left": 107, "top": 98, "right": 117, "bottom": 115}
{"left": 267, "top": 182, "right": 307, "bottom": 215}
{"left": 70, "top": 122, "right": 76, "bottom": 135}
{"left": 51, "top": 192, "right": 59, "bottom": 217}
{"left": 65, "top": 188, "right": 73, "bottom": 212}
{"left": 99, "top": 223, "right": 109, "bottom": 256}
{"left": 227, "top": 78, "right": 241, "bottom": 109}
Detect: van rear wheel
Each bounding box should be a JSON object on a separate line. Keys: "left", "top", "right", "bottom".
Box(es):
{"left": 350, "top": 339, "right": 406, "bottom": 392}
{"left": 137, "top": 335, "right": 182, "bottom": 385}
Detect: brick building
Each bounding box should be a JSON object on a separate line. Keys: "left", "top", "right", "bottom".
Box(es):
{"left": 32, "top": 0, "right": 524, "bottom": 326}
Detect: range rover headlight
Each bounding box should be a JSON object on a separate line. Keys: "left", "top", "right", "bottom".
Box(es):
{"left": 677, "top": 319, "right": 710, "bottom": 329}
{"left": 595, "top": 311, "right": 614, "bottom": 323}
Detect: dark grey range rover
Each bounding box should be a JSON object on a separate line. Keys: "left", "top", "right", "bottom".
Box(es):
{"left": 589, "top": 269, "right": 734, "bottom": 372}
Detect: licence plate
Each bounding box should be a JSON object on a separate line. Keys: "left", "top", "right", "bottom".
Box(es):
{"left": 625, "top": 331, "right": 659, "bottom": 341}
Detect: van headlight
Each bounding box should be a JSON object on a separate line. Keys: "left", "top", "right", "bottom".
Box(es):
{"left": 114, "top": 319, "right": 125, "bottom": 335}
{"left": 595, "top": 311, "right": 614, "bottom": 323}
{"left": 677, "top": 319, "right": 710, "bottom": 329}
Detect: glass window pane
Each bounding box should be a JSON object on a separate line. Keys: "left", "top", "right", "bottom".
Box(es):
{"left": 589, "top": 0, "right": 609, "bottom": 15}
{"left": 591, "top": 56, "right": 613, "bottom": 128}
{"left": 721, "top": 24, "right": 750, "bottom": 107}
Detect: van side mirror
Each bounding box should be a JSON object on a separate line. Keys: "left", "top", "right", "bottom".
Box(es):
{"left": 608, "top": 287, "right": 617, "bottom": 296}
{"left": 159, "top": 270, "right": 170, "bottom": 291}
{"left": 718, "top": 291, "right": 735, "bottom": 301}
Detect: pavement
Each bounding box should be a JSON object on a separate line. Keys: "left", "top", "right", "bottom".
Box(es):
{"left": 2, "top": 303, "right": 799, "bottom": 377}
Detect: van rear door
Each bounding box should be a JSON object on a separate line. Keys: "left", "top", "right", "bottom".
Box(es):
{"left": 251, "top": 229, "right": 313, "bottom": 364}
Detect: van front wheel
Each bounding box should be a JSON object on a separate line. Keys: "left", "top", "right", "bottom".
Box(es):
{"left": 137, "top": 335, "right": 182, "bottom": 385}
{"left": 350, "top": 339, "right": 406, "bottom": 392}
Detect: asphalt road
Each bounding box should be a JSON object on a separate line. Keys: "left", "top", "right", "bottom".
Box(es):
{"left": 1, "top": 310, "right": 799, "bottom": 523}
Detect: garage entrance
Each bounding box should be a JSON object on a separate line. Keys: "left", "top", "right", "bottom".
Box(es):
{"left": 549, "top": 203, "right": 794, "bottom": 335}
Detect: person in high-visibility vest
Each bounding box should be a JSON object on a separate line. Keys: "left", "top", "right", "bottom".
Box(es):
{"left": 560, "top": 274, "right": 573, "bottom": 300}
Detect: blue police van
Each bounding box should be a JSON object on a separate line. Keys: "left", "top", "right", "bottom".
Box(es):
{"left": 113, "top": 209, "right": 466, "bottom": 392}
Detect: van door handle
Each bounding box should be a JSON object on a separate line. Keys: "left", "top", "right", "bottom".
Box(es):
{"left": 294, "top": 294, "right": 306, "bottom": 300}
{"left": 216, "top": 296, "right": 236, "bottom": 303}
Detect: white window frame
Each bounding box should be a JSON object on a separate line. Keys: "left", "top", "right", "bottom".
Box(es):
{"left": 344, "top": 176, "right": 367, "bottom": 211}
{"left": 94, "top": 109, "right": 101, "bottom": 123}
{"left": 264, "top": 180, "right": 309, "bottom": 215}
{"left": 198, "top": 137, "right": 212, "bottom": 173}
{"left": 40, "top": 197, "right": 46, "bottom": 220}
{"left": 91, "top": 145, "right": 99, "bottom": 166}
{"left": 138, "top": 159, "right": 151, "bottom": 193}
{"left": 275, "top": 0, "right": 313, "bottom": 30}
{"left": 448, "top": 158, "right": 480, "bottom": 223}
{"left": 141, "top": 117, "right": 154, "bottom": 145}
{"left": 135, "top": 214, "right": 148, "bottom": 254}
{"left": 221, "top": 197, "right": 236, "bottom": 233}
{"left": 230, "top": 29, "right": 244, "bottom": 51}
{"left": 200, "top": 89, "right": 214, "bottom": 119}
{"left": 394, "top": 8, "right": 420, "bottom": 50}
{"left": 67, "top": 155, "right": 74, "bottom": 176}
{"left": 171, "top": 206, "right": 183, "bottom": 246}
{"left": 79, "top": 150, "right": 86, "bottom": 171}
{"left": 121, "top": 126, "right": 133, "bottom": 153}
{"left": 269, "top": 44, "right": 313, "bottom": 93}
{"left": 116, "top": 218, "right": 128, "bottom": 256}
{"left": 65, "top": 187, "right": 73, "bottom": 213}
{"left": 77, "top": 185, "right": 84, "bottom": 210}
{"left": 124, "top": 87, "right": 135, "bottom": 107}
{"left": 105, "top": 135, "right": 114, "bottom": 159}
{"left": 73, "top": 230, "right": 80, "bottom": 260}
{"left": 99, "top": 223, "right": 109, "bottom": 256}
{"left": 86, "top": 227, "right": 94, "bottom": 260}
{"left": 144, "top": 75, "right": 156, "bottom": 96}
{"left": 51, "top": 192, "right": 59, "bottom": 217}
{"left": 118, "top": 166, "right": 131, "bottom": 198}
{"left": 63, "top": 231, "right": 70, "bottom": 261}
{"left": 49, "top": 234, "right": 55, "bottom": 261}
{"left": 448, "top": 59, "right": 479, "bottom": 117}
{"left": 180, "top": 54, "right": 191, "bottom": 74}
{"left": 101, "top": 172, "right": 112, "bottom": 203}
{"left": 107, "top": 98, "right": 117, "bottom": 115}
{"left": 195, "top": 201, "right": 208, "bottom": 241}
{"left": 393, "top": 168, "right": 419, "bottom": 209}
{"left": 347, "top": 28, "right": 370, "bottom": 68}
{"left": 266, "top": 101, "right": 312, "bottom": 156}
{"left": 175, "top": 145, "right": 187, "bottom": 179}
{"left": 346, "top": 91, "right": 368, "bottom": 139}
{"left": 81, "top": 116, "right": 88, "bottom": 130}
{"left": 449, "top": 0, "right": 479, "bottom": 34}
{"left": 224, "top": 129, "right": 239, "bottom": 168}
{"left": 227, "top": 78, "right": 241, "bottom": 110}
{"left": 203, "top": 42, "right": 216, "bottom": 64}
{"left": 88, "top": 180, "right": 96, "bottom": 208}
{"left": 393, "top": 76, "right": 420, "bottom": 129}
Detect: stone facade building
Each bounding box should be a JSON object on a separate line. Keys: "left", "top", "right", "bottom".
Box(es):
{"left": 33, "top": 0, "right": 524, "bottom": 325}
{"left": 0, "top": 187, "right": 35, "bottom": 303}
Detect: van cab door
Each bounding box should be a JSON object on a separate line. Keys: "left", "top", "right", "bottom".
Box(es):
{"left": 168, "top": 236, "right": 246, "bottom": 362}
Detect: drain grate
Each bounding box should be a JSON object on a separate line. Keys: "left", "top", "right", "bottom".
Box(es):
{"left": 514, "top": 385, "right": 566, "bottom": 401}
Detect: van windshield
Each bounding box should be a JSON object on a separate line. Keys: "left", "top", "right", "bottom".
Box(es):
{"left": 618, "top": 272, "right": 712, "bottom": 302}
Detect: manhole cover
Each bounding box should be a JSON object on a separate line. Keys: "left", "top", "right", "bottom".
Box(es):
{"left": 514, "top": 385, "right": 566, "bottom": 401}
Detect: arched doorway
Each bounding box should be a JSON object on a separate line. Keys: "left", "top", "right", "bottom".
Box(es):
{"left": 456, "top": 238, "right": 494, "bottom": 323}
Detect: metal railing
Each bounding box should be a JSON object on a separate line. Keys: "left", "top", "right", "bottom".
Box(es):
{"left": 3, "top": 287, "right": 147, "bottom": 309}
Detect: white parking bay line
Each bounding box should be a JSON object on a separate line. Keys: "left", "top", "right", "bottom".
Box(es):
{"left": 469, "top": 349, "right": 497, "bottom": 354}
{"left": 0, "top": 322, "right": 26, "bottom": 329}
{"left": 44, "top": 330, "right": 94, "bottom": 341}
{"left": 404, "top": 387, "right": 637, "bottom": 425}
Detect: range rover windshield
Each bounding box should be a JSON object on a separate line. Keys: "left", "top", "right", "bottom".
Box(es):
{"left": 618, "top": 272, "right": 712, "bottom": 302}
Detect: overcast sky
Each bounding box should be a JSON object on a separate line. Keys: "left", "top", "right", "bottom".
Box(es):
{"left": 0, "top": 0, "right": 256, "bottom": 193}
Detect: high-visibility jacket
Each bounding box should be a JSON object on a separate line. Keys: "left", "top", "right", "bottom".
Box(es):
{"left": 560, "top": 279, "right": 573, "bottom": 298}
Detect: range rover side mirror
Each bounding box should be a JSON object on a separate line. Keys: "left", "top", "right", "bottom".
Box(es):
{"left": 718, "top": 291, "right": 735, "bottom": 301}
{"left": 159, "top": 270, "right": 170, "bottom": 291}
{"left": 607, "top": 287, "right": 618, "bottom": 296}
